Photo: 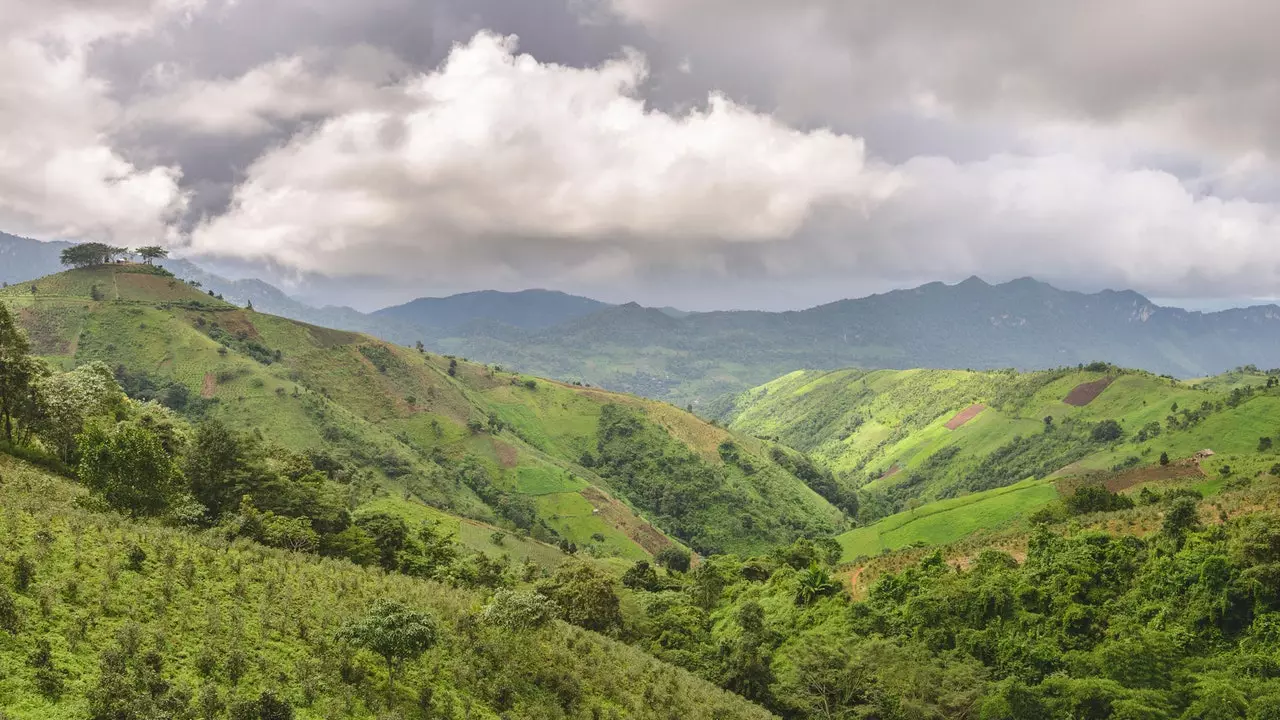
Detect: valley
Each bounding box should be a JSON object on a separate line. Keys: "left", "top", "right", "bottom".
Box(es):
{"left": 6, "top": 261, "right": 1280, "bottom": 718}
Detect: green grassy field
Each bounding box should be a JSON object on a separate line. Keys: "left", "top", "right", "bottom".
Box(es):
{"left": 837, "top": 478, "right": 1059, "bottom": 561}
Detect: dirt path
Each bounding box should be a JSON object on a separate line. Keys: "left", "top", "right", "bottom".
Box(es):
{"left": 201, "top": 372, "right": 216, "bottom": 399}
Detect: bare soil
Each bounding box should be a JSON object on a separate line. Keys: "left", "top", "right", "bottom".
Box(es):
{"left": 944, "top": 403, "right": 986, "bottom": 430}
{"left": 1063, "top": 376, "right": 1115, "bottom": 406}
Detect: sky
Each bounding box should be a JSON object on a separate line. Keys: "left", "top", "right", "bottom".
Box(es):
{"left": 3, "top": 0, "right": 1280, "bottom": 311}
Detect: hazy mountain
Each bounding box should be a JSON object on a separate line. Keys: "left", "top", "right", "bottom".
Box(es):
{"left": 419, "top": 276, "right": 1280, "bottom": 404}
{"left": 0, "top": 232, "right": 71, "bottom": 286}
{"left": 374, "top": 288, "right": 611, "bottom": 332}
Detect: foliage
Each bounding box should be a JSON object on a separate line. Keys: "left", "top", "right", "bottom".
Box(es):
{"left": 1064, "top": 484, "right": 1136, "bottom": 515}
{"left": 482, "top": 589, "right": 558, "bottom": 631}
{"left": 58, "top": 242, "right": 128, "bottom": 268}
{"left": 337, "top": 599, "right": 439, "bottom": 703}
{"left": 76, "top": 418, "right": 184, "bottom": 517}
{"left": 535, "top": 561, "right": 622, "bottom": 634}
{"left": 0, "top": 454, "right": 769, "bottom": 719}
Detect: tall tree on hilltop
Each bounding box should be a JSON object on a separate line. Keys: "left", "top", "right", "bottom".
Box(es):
{"left": 59, "top": 243, "right": 128, "bottom": 268}
{"left": 135, "top": 246, "right": 168, "bottom": 264}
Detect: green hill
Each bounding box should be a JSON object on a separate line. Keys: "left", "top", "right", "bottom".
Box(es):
{"left": 1, "top": 265, "right": 843, "bottom": 559}
{"left": 0, "top": 452, "right": 773, "bottom": 719}
{"left": 717, "top": 364, "right": 1280, "bottom": 547}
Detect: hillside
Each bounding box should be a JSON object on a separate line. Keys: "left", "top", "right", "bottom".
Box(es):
{"left": 717, "top": 364, "right": 1280, "bottom": 550}
{"left": 0, "top": 264, "right": 844, "bottom": 559}
{"left": 0, "top": 452, "right": 773, "bottom": 719}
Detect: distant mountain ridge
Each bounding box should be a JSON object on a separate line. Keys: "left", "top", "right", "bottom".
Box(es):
{"left": 10, "top": 232, "right": 1280, "bottom": 403}
{"left": 374, "top": 288, "right": 610, "bottom": 332}
{"left": 416, "top": 276, "right": 1280, "bottom": 403}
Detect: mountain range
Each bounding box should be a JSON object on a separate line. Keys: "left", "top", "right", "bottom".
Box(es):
{"left": 8, "top": 232, "right": 1280, "bottom": 404}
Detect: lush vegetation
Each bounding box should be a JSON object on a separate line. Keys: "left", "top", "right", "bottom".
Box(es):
{"left": 0, "top": 454, "right": 770, "bottom": 719}
{"left": 14, "top": 259, "right": 1280, "bottom": 718}
{"left": 721, "top": 365, "right": 1280, "bottom": 531}
{"left": 1, "top": 264, "right": 839, "bottom": 567}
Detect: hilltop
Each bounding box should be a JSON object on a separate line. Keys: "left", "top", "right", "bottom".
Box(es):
{"left": 0, "top": 264, "right": 844, "bottom": 560}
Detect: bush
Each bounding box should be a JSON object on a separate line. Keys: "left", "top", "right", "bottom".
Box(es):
{"left": 1091, "top": 420, "right": 1123, "bottom": 442}
{"left": 482, "top": 589, "right": 558, "bottom": 631}
{"left": 1064, "top": 485, "right": 1134, "bottom": 515}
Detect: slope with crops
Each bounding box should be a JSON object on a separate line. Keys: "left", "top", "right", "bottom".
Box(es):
{"left": 0, "top": 451, "right": 775, "bottom": 719}
{"left": 717, "top": 364, "right": 1280, "bottom": 544}
{"left": 1, "top": 264, "right": 844, "bottom": 560}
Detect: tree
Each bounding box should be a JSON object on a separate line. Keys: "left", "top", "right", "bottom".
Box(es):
{"left": 656, "top": 546, "right": 692, "bottom": 573}
{"left": 795, "top": 562, "right": 838, "bottom": 605}
{"left": 134, "top": 246, "right": 168, "bottom": 264}
{"left": 1064, "top": 485, "right": 1134, "bottom": 515}
{"left": 355, "top": 512, "right": 409, "bottom": 571}
{"left": 622, "top": 560, "right": 661, "bottom": 591}
{"left": 415, "top": 341, "right": 425, "bottom": 353}
{"left": 337, "top": 599, "right": 438, "bottom": 705}
{"left": 0, "top": 303, "right": 44, "bottom": 445}
{"left": 1163, "top": 497, "right": 1201, "bottom": 546}
{"left": 482, "top": 589, "right": 558, "bottom": 631}
{"left": 1261, "top": 437, "right": 1274, "bottom": 453}
{"left": 59, "top": 242, "right": 127, "bottom": 268}
{"left": 1159, "top": 451, "right": 1170, "bottom": 466}
{"left": 77, "top": 420, "right": 184, "bottom": 517}
{"left": 0, "top": 586, "right": 19, "bottom": 634}
{"left": 535, "top": 561, "right": 622, "bottom": 633}
{"left": 35, "top": 361, "right": 127, "bottom": 463}
{"left": 1091, "top": 419, "right": 1124, "bottom": 442}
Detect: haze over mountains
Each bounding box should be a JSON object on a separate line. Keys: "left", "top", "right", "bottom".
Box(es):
{"left": 7, "top": 232, "right": 1280, "bottom": 403}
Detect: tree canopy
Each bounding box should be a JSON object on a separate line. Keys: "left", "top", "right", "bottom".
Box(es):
{"left": 134, "top": 245, "right": 169, "bottom": 264}
{"left": 59, "top": 242, "right": 129, "bottom": 268}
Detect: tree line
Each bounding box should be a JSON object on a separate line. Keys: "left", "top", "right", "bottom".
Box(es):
{"left": 59, "top": 242, "right": 168, "bottom": 268}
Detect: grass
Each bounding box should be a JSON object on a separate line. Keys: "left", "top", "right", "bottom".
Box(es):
{"left": 837, "top": 479, "right": 1060, "bottom": 562}
{"left": 0, "top": 453, "right": 771, "bottom": 720}
{"left": 3, "top": 265, "right": 841, "bottom": 571}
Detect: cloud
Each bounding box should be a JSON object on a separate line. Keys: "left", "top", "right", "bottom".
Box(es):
{"left": 0, "top": 0, "right": 188, "bottom": 243}
{"left": 600, "top": 0, "right": 1280, "bottom": 160}
{"left": 188, "top": 31, "right": 893, "bottom": 278}
{"left": 124, "top": 47, "right": 408, "bottom": 136}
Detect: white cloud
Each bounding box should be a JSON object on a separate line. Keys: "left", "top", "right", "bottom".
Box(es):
{"left": 189, "top": 31, "right": 894, "bottom": 276}
{"left": 0, "top": 0, "right": 189, "bottom": 244}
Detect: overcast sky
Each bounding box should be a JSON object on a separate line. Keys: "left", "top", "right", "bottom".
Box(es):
{"left": 3, "top": 0, "right": 1280, "bottom": 310}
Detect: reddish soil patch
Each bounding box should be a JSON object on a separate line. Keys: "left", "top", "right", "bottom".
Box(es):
{"left": 945, "top": 403, "right": 986, "bottom": 430}
{"left": 1063, "top": 377, "right": 1115, "bottom": 406}
{"left": 580, "top": 486, "right": 674, "bottom": 556}
{"left": 212, "top": 312, "right": 261, "bottom": 341}
{"left": 491, "top": 439, "right": 519, "bottom": 469}
{"left": 880, "top": 464, "right": 901, "bottom": 480}
{"left": 200, "top": 372, "right": 216, "bottom": 399}
{"left": 1056, "top": 461, "right": 1204, "bottom": 496}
